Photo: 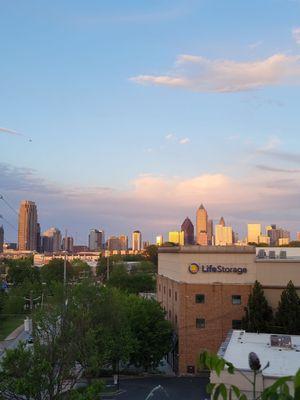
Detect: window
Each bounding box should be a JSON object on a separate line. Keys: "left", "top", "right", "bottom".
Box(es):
{"left": 232, "top": 320, "right": 242, "bottom": 329}
{"left": 232, "top": 295, "right": 241, "bottom": 305}
{"left": 187, "top": 365, "right": 195, "bottom": 374}
{"left": 196, "top": 318, "right": 205, "bottom": 329}
{"left": 168, "top": 310, "right": 171, "bottom": 319}
{"left": 169, "top": 288, "right": 171, "bottom": 297}
{"left": 159, "top": 284, "right": 161, "bottom": 292}
{"left": 163, "top": 286, "right": 166, "bottom": 294}
{"left": 175, "top": 314, "right": 178, "bottom": 325}
{"left": 195, "top": 294, "right": 205, "bottom": 304}
{"left": 175, "top": 291, "right": 177, "bottom": 301}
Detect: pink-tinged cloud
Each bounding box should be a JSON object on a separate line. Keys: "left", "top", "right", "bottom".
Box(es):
{"left": 131, "top": 53, "right": 300, "bottom": 93}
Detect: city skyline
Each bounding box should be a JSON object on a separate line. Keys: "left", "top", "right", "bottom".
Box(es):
{"left": 1, "top": 1, "right": 300, "bottom": 241}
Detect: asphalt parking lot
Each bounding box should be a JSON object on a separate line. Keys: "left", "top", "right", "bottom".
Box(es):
{"left": 102, "top": 376, "right": 209, "bottom": 400}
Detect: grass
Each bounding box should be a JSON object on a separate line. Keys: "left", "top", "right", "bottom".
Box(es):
{"left": 0, "top": 315, "right": 25, "bottom": 341}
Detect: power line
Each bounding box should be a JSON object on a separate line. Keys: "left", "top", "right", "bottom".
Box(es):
{"left": 0, "top": 214, "right": 17, "bottom": 231}
{"left": 0, "top": 194, "right": 18, "bottom": 215}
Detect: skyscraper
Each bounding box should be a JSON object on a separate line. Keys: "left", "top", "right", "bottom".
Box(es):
{"left": 181, "top": 217, "right": 194, "bottom": 245}
{"left": 247, "top": 224, "right": 261, "bottom": 244}
{"left": 42, "top": 227, "right": 62, "bottom": 253}
{"left": 132, "top": 230, "right": 142, "bottom": 251}
{"left": 62, "top": 236, "right": 74, "bottom": 253}
{"left": 215, "top": 217, "right": 233, "bottom": 246}
{"left": 156, "top": 235, "right": 164, "bottom": 246}
{"left": 18, "top": 200, "right": 38, "bottom": 251}
{"left": 207, "top": 219, "right": 214, "bottom": 245}
{"left": 36, "top": 223, "right": 41, "bottom": 253}
{"left": 0, "top": 225, "right": 4, "bottom": 253}
{"left": 196, "top": 204, "right": 208, "bottom": 245}
{"left": 168, "top": 231, "right": 185, "bottom": 245}
{"left": 89, "top": 229, "right": 103, "bottom": 251}
{"left": 119, "top": 235, "right": 128, "bottom": 250}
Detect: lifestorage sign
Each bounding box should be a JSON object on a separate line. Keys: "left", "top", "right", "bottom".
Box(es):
{"left": 188, "top": 263, "right": 247, "bottom": 275}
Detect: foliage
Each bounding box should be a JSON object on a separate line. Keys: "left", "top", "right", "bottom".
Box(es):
{"left": 7, "top": 261, "right": 40, "bottom": 286}
{"left": 275, "top": 281, "right": 300, "bottom": 334}
{"left": 108, "top": 264, "right": 155, "bottom": 294}
{"left": 69, "top": 380, "right": 104, "bottom": 400}
{"left": 199, "top": 351, "right": 300, "bottom": 400}
{"left": 41, "top": 258, "right": 74, "bottom": 284}
{"left": 242, "top": 281, "right": 273, "bottom": 333}
{"left": 127, "top": 296, "right": 172, "bottom": 371}
{"left": 144, "top": 245, "right": 158, "bottom": 267}
{"left": 71, "top": 259, "right": 91, "bottom": 279}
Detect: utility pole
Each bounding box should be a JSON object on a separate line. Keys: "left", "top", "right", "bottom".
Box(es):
{"left": 64, "top": 229, "right": 67, "bottom": 287}
{"left": 106, "top": 255, "right": 110, "bottom": 281}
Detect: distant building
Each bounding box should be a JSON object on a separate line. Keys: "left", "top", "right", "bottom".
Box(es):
{"left": 143, "top": 241, "right": 150, "bottom": 249}
{"left": 107, "top": 236, "right": 121, "bottom": 251}
{"left": 36, "top": 223, "right": 41, "bottom": 253}
{"left": 196, "top": 204, "right": 208, "bottom": 245}
{"left": 215, "top": 217, "right": 233, "bottom": 246}
{"left": 258, "top": 235, "right": 271, "bottom": 245}
{"left": 73, "top": 245, "right": 89, "bottom": 253}
{"left": 279, "top": 237, "right": 290, "bottom": 246}
{"left": 18, "top": 200, "right": 38, "bottom": 251}
{"left": 207, "top": 219, "right": 214, "bottom": 245}
{"left": 168, "top": 231, "right": 184, "bottom": 245}
{"left": 0, "top": 225, "right": 4, "bottom": 253}
{"left": 132, "top": 230, "right": 142, "bottom": 251}
{"left": 247, "top": 223, "right": 261, "bottom": 244}
{"left": 267, "top": 225, "right": 290, "bottom": 246}
{"left": 88, "top": 229, "right": 104, "bottom": 251}
{"left": 156, "top": 235, "right": 164, "bottom": 246}
{"left": 62, "top": 236, "right": 74, "bottom": 253}
{"left": 181, "top": 217, "right": 194, "bottom": 245}
{"left": 119, "top": 235, "right": 128, "bottom": 250}
{"left": 42, "top": 227, "right": 62, "bottom": 253}
{"left": 297, "top": 232, "right": 300, "bottom": 241}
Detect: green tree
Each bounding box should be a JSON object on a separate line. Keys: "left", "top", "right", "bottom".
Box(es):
{"left": 71, "top": 259, "right": 91, "bottom": 279}
{"left": 108, "top": 264, "right": 155, "bottom": 294}
{"left": 7, "top": 262, "right": 40, "bottom": 286}
{"left": 275, "top": 281, "right": 300, "bottom": 334}
{"left": 242, "top": 281, "right": 273, "bottom": 333}
{"left": 127, "top": 296, "right": 172, "bottom": 371}
{"left": 41, "top": 259, "right": 74, "bottom": 284}
{"left": 144, "top": 245, "right": 158, "bottom": 267}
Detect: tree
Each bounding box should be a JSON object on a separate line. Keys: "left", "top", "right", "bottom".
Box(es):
{"left": 127, "top": 296, "right": 172, "bottom": 371}
{"left": 144, "top": 245, "right": 158, "bottom": 267}
{"left": 7, "top": 262, "right": 40, "bottom": 286}
{"left": 242, "top": 281, "right": 273, "bottom": 333}
{"left": 41, "top": 259, "right": 74, "bottom": 284}
{"left": 71, "top": 259, "right": 91, "bottom": 279}
{"left": 275, "top": 281, "right": 300, "bottom": 334}
{"left": 108, "top": 264, "right": 155, "bottom": 294}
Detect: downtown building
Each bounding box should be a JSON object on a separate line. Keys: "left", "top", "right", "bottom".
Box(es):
{"left": 157, "top": 245, "right": 300, "bottom": 375}
{"left": 18, "top": 200, "right": 38, "bottom": 251}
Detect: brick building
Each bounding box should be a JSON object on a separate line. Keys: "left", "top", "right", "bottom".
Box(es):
{"left": 157, "top": 245, "right": 300, "bottom": 375}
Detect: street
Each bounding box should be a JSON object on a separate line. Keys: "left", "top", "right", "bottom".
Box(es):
{"left": 102, "top": 376, "right": 209, "bottom": 400}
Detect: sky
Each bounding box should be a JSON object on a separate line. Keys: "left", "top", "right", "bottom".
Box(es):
{"left": 1, "top": 0, "right": 300, "bottom": 244}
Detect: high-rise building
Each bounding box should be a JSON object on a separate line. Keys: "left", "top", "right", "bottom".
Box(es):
{"left": 181, "top": 217, "right": 194, "bottom": 245}
{"left": 119, "top": 235, "right": 128, "bottom": 250}
{"left": 297, "top": 232, "right": 300, "bottom": 242}
{"left": 88, "top": 229, "right": 104, "bottom": 251}
{"left": 0, "top": 225, "right": 4, "bottom": 253}
{"left": 156, "top": 235, "right": 164, "bottom": 246}
{"left": 107, "top": 236, "right": 121, "bottom": 251}
{"left": 207, "top": 219, "right": 214, "bottom": 245}
{"left": 247, "top": 224, "right": 261, "bottom": 244}
{"left": 42, "top": 227, "right": 62, "bottom": 253}
{"left": 36, "top": 223, "right": 41, "bottom": 253}
{"left": 267, "top": 225, "right": 290, "bottom": 246}
{"left": 168, "top": 231, "right": 185, "bottom": 245}
{"left": 215, "top": 217, "right": 233, "bottom": 246}
{"left": 132, "top": 230, "right": 142, "bottom": 251}
{"left": 62, "top": 236, "right": 74, "bottom": 253}
{"left": 196, "top": 204, "right": 208, "bottom": 245}
{"left": 18, "top": 200, "right": 38, "bottom": 251}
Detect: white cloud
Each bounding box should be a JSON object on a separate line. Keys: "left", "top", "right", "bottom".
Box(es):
{"left": 131, "top": 53, "right": 300, "bottom": 93}
{"left": 179, "top": 137, "right": 190, "bottom": 144}
{"left": 165, "top": 133, "right": 175, "bottom": 140}
{"left": 292, "top": 27, "right": 300, "bottom": 44}
{"left": 248, "top": 41, "right": 263, "bottom": 49}
{"left": 258, "top": 136, "right": 282, "bottom": 152}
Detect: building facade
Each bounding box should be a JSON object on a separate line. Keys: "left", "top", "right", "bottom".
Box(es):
{"left": 0, "top": 225, "right": 4, "bottom": 253}
{"left": 157, "top": 245, "right": 300, "bottom": 375}
{"left": 18, "top": 200, "right": 38, "bottom": 251}
{"left": 196, "top": 204, "right": 208, "bottom": 245}
{"left": 181, "top": 217, "right": 194, "bottom": 245}
{"left": 168, "top": 231, "right": 184, "bottom": 245}
{"left": 132, "top": 230, "right": 142, "bottom": 251}
{"left": 42, "top": 227, "right": 62, "bottom": 253}
{"left": 88, "top": 229, "right": 104, "bottom": 251}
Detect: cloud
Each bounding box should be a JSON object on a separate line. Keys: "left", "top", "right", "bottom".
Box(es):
{"left": 248, "top": 41, "right": 263, "bottom": 49}
{"left": 255, "top": 165, "right": 300, "bottom": 173}
{"left": 258, "top": 136, "right": 281, "bottom": 152}
{"left": 165, "top": 133, "right": 175, "bottom": 140}
{"left": 131, "top": 53, "right": 300, "bottom": 93}
{"left": 2, "top": 161, "right": 300, "bottom": 243}
{"left": 179, "top": 137, "right": 190, "bottom": 144}
{"left": 258, "top": 149, "right": 300, "bottom": 164}
{"left": 292, "top": 27, "right": 300, "bottom": 44}
{"left": 0, "top": 127, "right": 22, "bottom": 136}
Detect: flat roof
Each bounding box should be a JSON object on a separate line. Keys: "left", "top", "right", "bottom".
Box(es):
{"left": 219, "top": 330, "right": 300, "bottom": 377}
{"left": 158, "top": 245, "right": 256, "bottom": 254}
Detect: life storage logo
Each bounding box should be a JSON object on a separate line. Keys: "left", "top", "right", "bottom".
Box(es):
{"left": 188, "top": 263, "right": 247, "bottom": 275}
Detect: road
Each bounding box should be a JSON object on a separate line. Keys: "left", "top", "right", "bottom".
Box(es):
{"left": 102, "top": 376, "right": 209, "bottom": 400}
{"left": 0, "top": 325, "right": 30, "bottom": 360}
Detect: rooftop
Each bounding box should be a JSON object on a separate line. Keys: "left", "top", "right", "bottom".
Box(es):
{"left": 159, "top": 245, "right": 256, "bottom": 254}
{"left": 218, "top": 330, "right": 300, "bottom": 377}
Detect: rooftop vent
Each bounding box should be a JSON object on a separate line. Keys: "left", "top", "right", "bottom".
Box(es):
{"left": 269, "top": 251, "right": 276, "bottom": 259}
{"left": 257, "top": 249, "right": 266, "bottom": 259}
{"left": 279, "top": 251, "right": 287, "bottom": 259}
{"left": 270, "top": 334, "right": 292, "bottom": 349}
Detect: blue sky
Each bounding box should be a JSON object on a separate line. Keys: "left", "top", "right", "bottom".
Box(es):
{"left": 1, "top": 0, "right": 300, "bottom": 244}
